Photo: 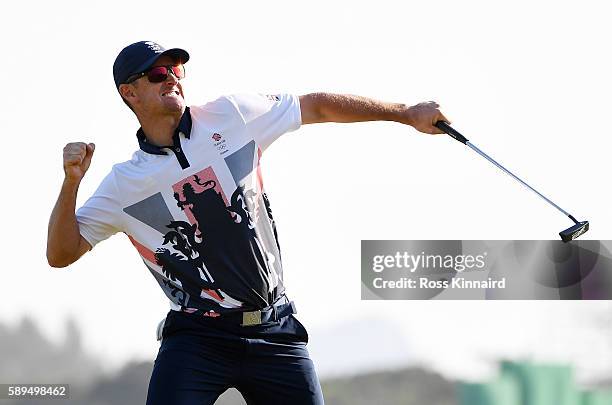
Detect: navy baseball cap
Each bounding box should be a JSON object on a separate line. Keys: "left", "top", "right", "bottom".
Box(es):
{"left": 113, "top": 41, "right": 190, "bottom": 89}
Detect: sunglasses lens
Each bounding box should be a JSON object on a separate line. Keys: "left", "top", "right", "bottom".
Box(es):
{"left": 147, "top": 66, "right": 169, "bottom": 83}
{"left": 171, "top": 64, "right": 185, "bottom": 79}
{"left": 145, "top": 65, "right": 185, "bottom": 83}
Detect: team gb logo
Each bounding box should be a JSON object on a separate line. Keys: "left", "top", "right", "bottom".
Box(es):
{"left": 145, "top": 41, "right": 163, "bottom": 53}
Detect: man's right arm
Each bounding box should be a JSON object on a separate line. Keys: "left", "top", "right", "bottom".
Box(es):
{"left": 47, "top": 142, "right": 95, "bottom": 268}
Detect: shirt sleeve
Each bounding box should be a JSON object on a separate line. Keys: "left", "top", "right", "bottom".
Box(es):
{"left": 75, "top": 171, "right": 123, "bottom": 248}
{"left": 226, "top": 93, "right": 302, "bottom": 152}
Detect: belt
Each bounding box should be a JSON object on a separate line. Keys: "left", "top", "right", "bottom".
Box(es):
{"left": 233, "top": 300, "right": 297, "bottom": 326}
{"left": 179, "top": 295, "right": 297, "bottom": 327}
{"left": 156, "top": 298, "right": 297, "bottom": 340}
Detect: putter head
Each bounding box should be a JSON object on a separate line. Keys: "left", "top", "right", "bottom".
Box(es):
{"left": 559, "top": 221, "right": 589, "bottom": 242}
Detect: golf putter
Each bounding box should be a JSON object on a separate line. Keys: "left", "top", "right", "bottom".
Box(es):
{"left": 434, "top": 121, "right": 589, "bottom": 242}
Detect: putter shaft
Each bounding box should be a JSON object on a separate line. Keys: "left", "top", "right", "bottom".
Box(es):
{"left": 465, "top": 141, "right": 572, "bottom": 219}
{"left": 434, "top": 120, "right": 588, "bottom": 241}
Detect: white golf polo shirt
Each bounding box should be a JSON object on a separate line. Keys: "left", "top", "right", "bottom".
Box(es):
{"left": 76, "top": 93, "right": 301, "bottom": 316}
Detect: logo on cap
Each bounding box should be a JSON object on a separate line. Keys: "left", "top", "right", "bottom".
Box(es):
{"left": 145, "top": 41, "right": 163, "bottom": 53}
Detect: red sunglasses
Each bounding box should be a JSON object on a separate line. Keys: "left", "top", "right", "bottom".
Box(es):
{"left": 125, "top": 64, "right": 185, "bottom": 84}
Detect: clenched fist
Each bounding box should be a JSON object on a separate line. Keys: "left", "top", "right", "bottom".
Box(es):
{"left": 405, "top": 101, "right": 451, "bottom": 135}
{"left": 63, "top": 142, "right": 95, "bottom": 182}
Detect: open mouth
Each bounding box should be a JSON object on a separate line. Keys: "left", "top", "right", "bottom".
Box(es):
{"left": 161, "top": 90, "right": 180, "bottom": 97}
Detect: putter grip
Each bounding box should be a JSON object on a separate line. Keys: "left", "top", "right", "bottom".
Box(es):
{"left": 434, "top": 121, "right": 469, "bottom": 144}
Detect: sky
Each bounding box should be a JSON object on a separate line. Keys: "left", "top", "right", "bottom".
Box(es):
{"left": 2, "top": 0, "right": 611, "bottom": 383}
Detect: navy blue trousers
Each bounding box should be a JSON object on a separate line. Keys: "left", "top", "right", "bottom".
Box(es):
{"left": 146, "top": 309, "right": 324, "bottom": 405}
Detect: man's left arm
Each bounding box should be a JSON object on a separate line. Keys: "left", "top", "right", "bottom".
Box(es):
{"left": 298, "top": 92, "right": 450, "bottom": 135}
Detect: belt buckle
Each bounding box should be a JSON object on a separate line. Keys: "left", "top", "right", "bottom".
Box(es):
{"left": 241, "top": 310, "right": 262, "bottom": 326}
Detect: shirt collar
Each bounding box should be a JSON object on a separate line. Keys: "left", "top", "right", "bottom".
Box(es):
{"left": 136, "top": 106, "right": 192, "bottom": 156}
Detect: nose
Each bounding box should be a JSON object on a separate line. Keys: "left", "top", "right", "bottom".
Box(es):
{"left": 165, "top": 71, "right": 179, "bottom": 85}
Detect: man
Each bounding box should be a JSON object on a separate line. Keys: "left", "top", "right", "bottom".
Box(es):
{"left": 46, "top": 41, "right": 450, "bottom": 405}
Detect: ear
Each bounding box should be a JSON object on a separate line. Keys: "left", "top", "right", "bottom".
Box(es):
{"left": 119, "top": 83, "right": 138, "bottom": 106}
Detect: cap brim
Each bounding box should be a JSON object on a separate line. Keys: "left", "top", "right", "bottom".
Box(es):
{"left": 160, "top": 48, "right": 190, "bottom": 64}
{"left": 131, "top": 48, "right": 190, "bottom": 79}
